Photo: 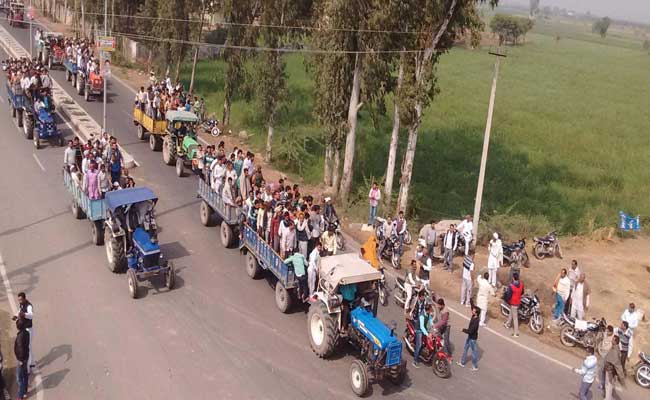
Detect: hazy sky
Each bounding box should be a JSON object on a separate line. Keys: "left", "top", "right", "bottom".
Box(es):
{"left": 502, "top": 0, "right": 650, "bottom": 23}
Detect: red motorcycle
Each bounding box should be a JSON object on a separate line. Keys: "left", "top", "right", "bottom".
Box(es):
{"left": 403, "top": 318, "right": 452, "bottom": 378}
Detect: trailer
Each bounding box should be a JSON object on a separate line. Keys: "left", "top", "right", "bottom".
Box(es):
{"left": 133, "top": 107, "right": 168, "bottom": 151}
{"left": 63, "top": 168, "right": 107, "bottom": 245}
{"left": 197, "top": 178, "right": 240, "bottom": 248}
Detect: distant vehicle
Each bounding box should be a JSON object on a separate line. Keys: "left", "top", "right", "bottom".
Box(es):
{"left": 37, "top": 31, "right": 65, "bottom": 69}
{"left": 532, "top": 231, "right": 562, "bottom": 260}
{"left": 5, "top": 81, "right": 63, "bottom": 148}
{"left": 8, "top": 2, "right": 25, "bottom": 28}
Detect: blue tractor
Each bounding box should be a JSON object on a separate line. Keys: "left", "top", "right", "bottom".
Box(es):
{"left": 103, "top": 188, "right": 175, "bottom": 298}
{"left": 307, "top": 253, "right": 406, "bottom": 397}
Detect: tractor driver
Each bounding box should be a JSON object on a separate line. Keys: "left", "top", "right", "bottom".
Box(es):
{"left": 177, "top": 122, "right": 188, "bottom": 138}
{"left": 339, "top": 283, "right": 357, "bottom": 334}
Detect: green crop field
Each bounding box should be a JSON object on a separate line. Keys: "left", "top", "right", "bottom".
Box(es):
{"left": 181, "top": 18, "right": 650, "bottom": 235}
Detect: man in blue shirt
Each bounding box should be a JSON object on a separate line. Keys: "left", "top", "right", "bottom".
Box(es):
{"left": 413, "top": 303, "right": 434, "bottom": 369}
{"left": 284, "top": 252, "right": 307, "bottom": 300}
{"left": 340, "top": 284, "right": 358, "bottom": 333}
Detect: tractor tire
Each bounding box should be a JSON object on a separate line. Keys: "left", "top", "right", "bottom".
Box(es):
{"left": 349, "top": 360, "right": 369, "bottom": 397}
{"left": 275, "top": 281, "right": 292, "bottom": 313}
{"left": 307, "top": 302, "right": 338, "bottom": 358}
{"left": 91, "top": 220, "right": 104, "bottom": 246}
{"left": 71, "top": 200, "right": 86, "bottom": 220}
{"left": 165, "top": 261, "right": 175, "bottom": 290}
{"left": 200, "top": 201, "right": 214, "bottom": 226}
{"left": 137, "top": 124, "right": 146, "bottom": 140}
{"left": 162, "top": 138, "right": 175, "bottom": 165}
{"left": 149, "top": 134, "right": 162, "bottom": 151}
{"left": 33, "top": 133, "right": 40, "bottom": 149}
{"left": 84, "top": 86, "right": 90, "bottom": 102}
{"left": 76, "top": 77, "right": 84, "bottom": 95}
{"left": 105, "top": 228, "right": 127, "bottom": 273}
{"left": 65, "top": 69, "right": 71, "bottom": 81}
{"left": 220, "top": 221, "right": 233, "bottom": 248}
{"left": 175, "top": 158, "right": 185, "bottom": 177}
{"left": 389, "top": 359, "right": 407, "bottom": 385}
{"left": 11, "top": 104, "right": 16, "bottom": 118}
{"left": 245, "top": 252, "right": 262, "bottom": 279}
{"left": 23, "top": 114, "right": 34, "bottom": 140}
{"left": 48, "top": 56, "right": 52, "bottom": 70}
{"left": 16, "top": 108, "right": 23, "bottom": 127}
{"left": 72, "top": 74, "right": 77, "bottom": 88}
{"left": 127, "top": 268, "right": 139, "bottom": 299}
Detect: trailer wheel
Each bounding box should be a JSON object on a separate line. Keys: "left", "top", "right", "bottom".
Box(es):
{"left": 77, "top": 77, "right": 84, "bottom": 95}
{"left": 24, "top": 114, "right": 34, "bottom": 140}
{"left": 149, "top": 134, "right": 162, "bottom": 151}
{"left": 84, "top": 87, "right": 90, "bottom": 102}
{"left": 200, "top": 201, "right": 214, "bottom": 226}
{"left": 105, "top": 227, "right": 127, "bottom": 273}
{"left": 71, "top": 200, "right": 85, "bottom": 220}
{"left": 175, "top": 158, "right": 185, "bottom": 177}
{"left": 16, "top": 108, "right": 23, "bottom": 127}
{"left": 220, "top": 221, "right": 233, "bottom": 248}
{"left": 275, "top": 281, "right": 292, "bottom": 313}
{"left": 48, "top": 56, "right": 52, "bottom": 70}
{"left": 389, "top": 359, "right": 407, "bottom": 385}
{"left": 137, "top": 124, "right": 146, "bottom": 140}
{"left": 307, "top": 302, "right": 339, "bottom": 358}
{"left": 72, "top": 74, "right": 76, "bottom": 87}
{"left": 58, "top": 136, "right": 65, "bottom": 147}
{"left": 349, "top": 360, "right": 369, "bottom": 397}
{"left": 91, "top": 220, "right": 104, "bottom": 245}
{"left": 245, "top": 252, "right": 262, "bottom": 279}
{"left": 127, "top": 269, "right": 139, "bottom": 299}
{"left": 165, "top": 261, "right": 175, "bottom": 290}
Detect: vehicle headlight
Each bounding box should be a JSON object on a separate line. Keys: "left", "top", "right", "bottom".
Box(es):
{"left": 328, "top": 295, "right": 342, "bottom": 309}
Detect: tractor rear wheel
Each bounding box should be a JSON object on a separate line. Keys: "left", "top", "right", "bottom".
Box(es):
{"left": 65, "top": 69, "right": 71, "bottom": 81}
{"left": 24, "top": 115, "right": 34, "bottom": 140}
{"left": 149, "top": 134, "right": 162, "bottom": 151}
{"left": 91, "top": 220, "right": 104, "bottom": 245}
{"left": 245, "top": 252, "right": 262, "bottom": 279}
{"left": 127, "top": 269, "right": 139, "bottom": 299}
{"left": 307, "top": 302, "right": 338, "bottom": 358}
{"left": 349, "top": 360, "right": 369, "bottom": 397}
{"left": 84, "top": 86, "right": 90, "bottom": 102}
{"left": 71, "top": 200, "right": 85, "bottom": 220}
{"left": 200, "top": 201, "right": 214, "bottom": 226}
{"left": 220, "top": 221, "right": 233, "bottom": 248}
{"left": 162, "top": 138, "right": 176, "bottom": 165}
{"left": 275, "top": 281, "right": 292, "bottom": 313}
{"left": 165, "top": 261, "right": 175, "bottom": 290}
{"left": 16, "top": 109, "right": 23, "bottom": 127}
{"left": 105, "top": 228, "right": 126, "bottom": 273}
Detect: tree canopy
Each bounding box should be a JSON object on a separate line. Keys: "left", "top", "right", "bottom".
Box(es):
{"left": 490, "top": 14, "right": 534, "bottom": 45}
{"left": 592, "top": 17, "right": 611, "bottom": 38}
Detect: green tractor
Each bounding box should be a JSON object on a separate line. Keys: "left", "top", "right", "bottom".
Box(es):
{"left": 161, "top": 110, "right": 201, "bottom": 177}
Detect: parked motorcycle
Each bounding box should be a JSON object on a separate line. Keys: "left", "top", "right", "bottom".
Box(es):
{"left": 532, "top": 231, "right": 562, "bottom": 260}
{"left": 403, "top": 318, "right": 452, "bottom": 378}
{"left": 559, "top": 314, "right": 607, "bottom": 349}
{"left": 377, "top": 268, "right": 389, "bottom": 307}
{"left": 455, "top": 234, "right": 474, "bottom": 256}
{"left": 500, "top": 291, "right": 544, "bottom": 334}
{"left": 634, "top": 351, "right": 650, "bottom": 389}
{"left": 202, "top": 118, "right": 221, "bottom": 137}
{"left": 374, "top": 216, "right": 412, "bottom": 245}
{"left": 503, "top": 239, "right": 530, "bottom": 267}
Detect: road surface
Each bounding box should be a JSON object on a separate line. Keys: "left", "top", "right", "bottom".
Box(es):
{"left": 0, "top": 18, "right": 644, "bottom": 400}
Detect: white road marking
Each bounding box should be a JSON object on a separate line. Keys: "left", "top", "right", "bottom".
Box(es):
{"left": 32, "top": 153, "right": 46, "bottom": 172}
{"left": 0, "top": 94, "right": 4, "bottom": 104}
{"left": 0, "top": 252, "right": 45, "bottom": 400}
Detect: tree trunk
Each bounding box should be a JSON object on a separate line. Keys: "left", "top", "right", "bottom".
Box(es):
{"left": 383, "top": 57, "right": 404, "bottom": 209}
{"left": 339, "top": 53, "right": 362, "bottom": 203}
{"left": 80, "top": 0, "right": 85, "bottom": 38}
{"left": 265, "top": 123, "right": 274, "bottom": 162}
{"left": 396, "top": 103, "right": 422, "bottom": 214}
{"left": 189, "top": 1, "right": 206, "bottom": 94}
{"left": 174, "top": 55, "right": 182, "bottom": 83}
{"left": 332, "top": 143, "right": 341, "bottom": 197}
{"left": 323, "top": 141, "right": 333, "bottom": 186}
{"left": 222, "top": 86, "right": 231, "bottom": 127}
{"left": 147, "top": 47, "right": 153, "bottom": 73}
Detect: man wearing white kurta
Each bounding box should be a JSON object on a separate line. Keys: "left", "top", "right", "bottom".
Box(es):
{"left": 476, "top": 272, "right": 495, "bottom": 326}
{"left": 487, "top": 233, "right": 503, "bottom": 287}
{"left": 308, "top": 243, "right": 322, "bottom": 297}
{"left": 457, "top": 215, "right": 473, "bottom": 256}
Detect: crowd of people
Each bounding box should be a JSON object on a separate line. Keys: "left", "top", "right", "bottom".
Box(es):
{"left": 58, "top": 34, "right": 102, "bottom": 80}
{"left": 2, "top": 57, "right": 54, "bottom": 114}
{"left": 63, "top": 133, "right": 134, "bottom": 199}
{"left": 134, "top": 73, "right": 205, "bottom": 122}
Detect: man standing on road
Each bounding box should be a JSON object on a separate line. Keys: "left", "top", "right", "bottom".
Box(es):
{"left": 460, "top": 255, "right": 474, "bottom": 307}
{"left": 14, "top": 318, "right": 30, "bottom": 400}
{"left": 456, "top": 215, "right": 473, "bottom": 256}
{"left": 368, "top": 182, "right": 381, "bottom": 226}
{"left": 476, "top": 272, "right": 495, "bottom": 326}
{"left": 620, "top": 302, "right": 642, "bottom": 355}
{"left": 14, "top": 293, "right": 34, "bottom": 372}
{"left": 308, "top": 242, "right": 322, "bottom": 299}
{"left": 457, "top": 306, "right": 481, "bottom": 371}
{"left": 442, "top": 225, "right": 457, "bottom": 273}
{"left": 574, "top": 346, "right": 598, "bottom": 400}
{"left": 418, "top": 220, "right": 437, "bottom": 261}
{"left": 614, "top": 321, "right": 632, "bottom": 372}
{"left": 487, "top": 232, "right": 502, "bottom": 287}
{"left": 570, "top": 273, "right": 590, "bottom": 320}
{"left": 504, "top": 272, "right": 523, "bottom": 337}
{"left": 433, "top": 298, "right": 450, "bottom": 354}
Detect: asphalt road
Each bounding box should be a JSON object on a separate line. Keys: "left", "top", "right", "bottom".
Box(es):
{"left": 0, "top": 18, "right": 645, "bottom": 400}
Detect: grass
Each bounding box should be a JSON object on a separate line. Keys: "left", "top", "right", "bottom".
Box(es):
{"left": 179, "top": 19, "right": 650, "bottom": 236}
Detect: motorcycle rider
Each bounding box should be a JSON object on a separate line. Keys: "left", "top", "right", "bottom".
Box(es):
{"left": 403, "top": 260, "right": 419, "bottom": 312}
{"left": 322, "top": 197, "right": 338, "bottom": 229}
{"left": 412, "top": 301, "right": 434, "bottom": 369}
{"left": 394, "top": 211, "right": 407, "bottom": 256}
{"left": 504, "top": 272, "right": 524, "bottom": 337}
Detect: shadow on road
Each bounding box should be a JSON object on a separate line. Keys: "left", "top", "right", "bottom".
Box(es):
{"left": 37, "top": 344, "right": 72, "bottom": 370}
{"left": 0, "top": 210, "right": 69, "bottom": 238}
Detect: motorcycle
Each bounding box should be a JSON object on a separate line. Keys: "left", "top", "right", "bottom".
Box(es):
{"left": 560, "top": 314, "right": 607, "bottom": 349}
{"left": 378, "top": 233, "right": 401, "bottom": 269}
{"left": 394, "top": 277, "right": 437, "bottom": 317}
{"left": 503, "top": 239, "right": 530, "bottom": 267}
{"left": 403, "top": 318, "right": 452, "bottom": 378}
{"left": 202, "top": 118, "right": 221, "bottom": 137}
{"left": 634, "top": 351, "right": 650, "bottom": 389}
{"left": 500, "top": 291, "right": 544, "bottom": 334}
{"left": 373, "top": 217, "right": 412, "bottom": 245}
{"left": 327, "top": 219, "right": 346, "bottom": 251}
{"left": 377, "top": 268, "right": 389, "bottom": 307}
{"left": 455, "top": 234, "right": 473, "bottom": 256}
{"left": 532, "top": 231, "right": 563, "bottom": 260}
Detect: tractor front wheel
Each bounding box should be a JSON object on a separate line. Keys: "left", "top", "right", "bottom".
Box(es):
{"left": 127, "top": 269, "right": 139, "bottom": 299}
{"left": 175, "top": 158, "right": 185, "bottom": 177}
{"left": 307, "top": 302, "right": 338, "bottom": 358}
{"left": 91, "top": 220, "right": 104, "bottom": 245}
{"left": 349, "top": 360, "right": 369, "bottom": 397}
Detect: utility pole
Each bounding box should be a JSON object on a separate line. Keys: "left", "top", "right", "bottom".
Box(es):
{"left": 102, "top": 0, "right": 108, "bottom": 133}
{"left": 189, "top": 0, "right": 207, "bottom": 94}
{"left": 29, "top": 0, "right": 33, "bottom": 58}
{"left": 472, "top": 48, "right": 506, "bottom": 240}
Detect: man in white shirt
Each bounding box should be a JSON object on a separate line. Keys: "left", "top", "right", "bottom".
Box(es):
{"left": 210, "top": 158, "right": 226, "bottom": 193}
{"left": 487, "top": 232, "right": 503, "bottom": 287}
{"left": 456, "top": 215, "right": 473, "bottom": 256}
{"left": 40, "top": 71, "right": 51, "bottom": 89}
{"left": 442, "top": 225, "right": 457, "bottom": 273}
{"left": 63, "top": 140, "right": 77, "bottom": 168}
{"left": 621, "top": 302, "right": 642, "bottom": 356}
{"left": 570, "top": 274, "right": 590, "bottom": 320}
{"left": 308, "top": 242, "right": 323, "bottom": 298}
{"left": 460, "top": 255, "right": 475, "bottom": 307}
